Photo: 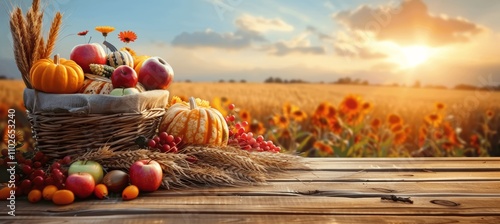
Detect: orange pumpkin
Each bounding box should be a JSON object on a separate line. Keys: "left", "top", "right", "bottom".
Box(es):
{"left": 160, "top": 97, "right": 229, "bottom": 146}
{"left": 133, "top": 55, "right": 150, "bottom": 74}
{"left": 30, "top": 54, "right": 84, "bottom": 93}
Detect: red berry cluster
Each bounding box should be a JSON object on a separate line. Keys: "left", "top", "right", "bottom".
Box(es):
{"left": 0, "top": 149, "right": 72, "bottom": 195}
{"left": 147, "top": 132, "right": 182, "bottom": 153}
{"left": 225, "top": 104, "right": 280, "bottom": 153}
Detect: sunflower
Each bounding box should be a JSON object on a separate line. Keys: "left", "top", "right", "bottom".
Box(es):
{"left": 118, "top": 30, "right": 137, "bottom": 44}
{"left": 239, "top": 109, "right": 251, "bottom": 122}
{"left": 95, "top": 26, "right": 115, "bottom": 37}
{"left": 313, "top": 102, "right": 330, "bottom": 117}
{"left": 339, "top": 94, "right": 362, "bottom": 115}
{"left": 330, "top": 119, "right": 343, "bottom": 134}
{"left": 282, "top": 102, "right": 292, "bottom": 116}
{"left": 211, "top": 97, "right": 228, "bottom": 117}
{"left": 393, "top": 132, "right": 407, "bottom": 145}
{"left": 313, "top": 141, "right": 333, "bottom": 155}
{"left": 249, "top": 121, "right": 266, "bottom": 135}
{"left": 387, "top": 113, "right": 402, "bottom": 125}
{"left": 370, "top": 118, "right": 381, "bottom": 130}
{"left": 425, "top": 112, "right": 442, "bottom": 127}
{"left": 390, "top": 123, "right": 403, "bottom": 133}
{"left": 361, "top": 102, "right": 373, "bottom": 113}
{"left": 486, "top": 109, "right": 494, "bottom": 119}
{"left": 435, "top": 102, "right": 446, "bottom": 111}
{"left": 274, "top": 114, "right": 289, "bottom": 128}
{"left": 291, "top": 109, "right": 307, "bottom": 122}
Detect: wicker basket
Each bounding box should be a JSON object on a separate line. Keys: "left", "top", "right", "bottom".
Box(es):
{"left": 23, "top": 88, "right": 169, "bottom": 159}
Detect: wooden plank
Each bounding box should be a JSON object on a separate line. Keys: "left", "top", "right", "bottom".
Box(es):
{"left": 301, "top": 158, "right": 500, "bottom": 171}
{"left": 274, "top": 170, "right": 500, "bottom": 182}
{"left": 2, "top": 214, "right": 500, "bottom": 224}
{"left": 149, "top": 181, "right": 500, "bottom": 197}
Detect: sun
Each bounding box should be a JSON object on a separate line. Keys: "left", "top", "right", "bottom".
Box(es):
{"left": 399, "top": 46, "right": 432, "bottom": 68}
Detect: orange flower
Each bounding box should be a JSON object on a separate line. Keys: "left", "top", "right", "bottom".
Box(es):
{"left": 470, "top": 134, "right": 480, "bottom": 148}
{"left": 239, "top": 109, "right": 251, "bottom": 122}
{"left": 370, "top": 118, "right": 381, "bottom": 130}
{"left": 390, "top": 123, "right": 403, "bottom": 133}
{"left": 118, "top": 30, "right": 137, "bottom": 43}
{"left": 314, "top": 102, "right": 329, "bottom": 117}
{"left": 425, "top": 112, "right": 442, "bottom": 127}
{"left": 330, "top": 119, "right": 343, "bottom": 134}
{"left": 486, "top": 109, "right": 494, "bottom": 119}
{"left": 339, "top": 94, "right": 362, "bottom": 115}
{"left": 95, "top": 26, "right": 115, "bottom": 37}
{"left": 282, "top": 102, "right": 292, "bottom": 116}
{"left": 393, "top": 132, "right": 407, "bottom": 145}
{"left": 387, "top": 113, "right": 402, "bottom": 125}
{"left": 435, "top": 102, "right": 446, "bottom": 111}
{"left": 313, "top": 141, "right": 333, "bottom": 155}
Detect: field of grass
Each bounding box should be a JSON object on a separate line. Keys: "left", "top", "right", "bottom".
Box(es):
{"left": 1, "top": 80, "right": 499, "bottom": 157}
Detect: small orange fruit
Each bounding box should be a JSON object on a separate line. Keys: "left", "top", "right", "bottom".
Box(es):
{"left": 42, "top": 185, "right": 58, "bottom": 200}
{"left": 94, "top": 184, "right": 109, "bottom": 199}
{"left": 0, "top": 186, "right": 13, "bottom": 200}
{"left": 52, "top": 190, "right": 75, "bottom": 205}
{"left": 28, "top": 189, "right": 42, "bottom": 203}
{"left": 122, "top": 185, "right": 139, "bottom": 201}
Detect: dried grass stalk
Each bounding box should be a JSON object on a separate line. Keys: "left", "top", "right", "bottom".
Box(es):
{"left": 75, "top": 145, "right": 304, "bottom": 190}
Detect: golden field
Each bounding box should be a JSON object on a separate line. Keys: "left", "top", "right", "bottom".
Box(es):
{"left": 1, "top": 80, "right": 499, "bottom": 157}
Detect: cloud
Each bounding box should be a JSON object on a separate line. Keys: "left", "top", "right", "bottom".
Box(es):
{"left": 171, "top": 28, "right": 266, "bottom": 49}
{"left": 333, "top": 30, "right": 387, "bottom": 59}
{"left": 235, "top": 14, "right": 293, "bottom": 33}
{"left": 264, "top": 32, "right": 326, "bottom": 56}
{"left": 333, "top": 0, "right": 483, "bottom": 46}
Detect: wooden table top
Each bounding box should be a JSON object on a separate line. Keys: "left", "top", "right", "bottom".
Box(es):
{"left": 2, "top": 157, "right": 500, "bottom": 223}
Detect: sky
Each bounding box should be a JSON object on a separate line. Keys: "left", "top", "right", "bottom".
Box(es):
{"left": 1, "top": 0, "right": 500, "bottom": 86}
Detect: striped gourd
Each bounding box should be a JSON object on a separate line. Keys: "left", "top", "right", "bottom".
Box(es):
{"left": 89, "top": 63, "right": 115, "bottom": 78}
{"left": 160, "top": 97, "right": 229, "bottom": 146}
{"left": 103, "top": 40, "right": 134, "bottom": 68}
{"left": 107, "top": 50, "right": 134, "bottom": 68}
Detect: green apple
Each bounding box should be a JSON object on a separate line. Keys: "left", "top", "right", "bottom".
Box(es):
{"left": 109, "top": 88, "right": 140, "bottom": 96}
{"left": 68, "top": 160, "right": 104, "bottom": 184}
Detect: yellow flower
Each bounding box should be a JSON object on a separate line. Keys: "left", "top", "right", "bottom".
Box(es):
{"left": 249, "top": 121, "right": 266, "bottom": 135}
{"left": 361, "top": 101, "right": 373, "bottom": 113}
{"left": 273, "top": 114, "right": 289, "bottom": 128}
{"left": 291, "top": 109, "right": 307, "bottom": 122}
{"left": 425, "top": 112, "right": 442, "bottom": 127}
{"left": 239, "top": 109, "right": 251, "bottom": 122}
{"left": 120, "top": 47, "right": 137, "bottom": 57}
{"left": 95, "top": 26, "right": 115, "bottom": 37}
{"left": 169, "top": 96, "right": 185, "bottom": 106}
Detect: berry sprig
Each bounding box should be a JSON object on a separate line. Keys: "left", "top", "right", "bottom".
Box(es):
{"left": 146, "top": 131, "right": 183, "bottom": 153}
{"left": 225, "top": 104, "right": 280, "bottom": 153}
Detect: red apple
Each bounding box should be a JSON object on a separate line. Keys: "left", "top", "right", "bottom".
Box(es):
{"left": 111, "top": 65, "right": 138, "bottom": 88}
{"left": 129, "top": 160, "right": 162, "bottom": 192}
{"left": 138, "top": 57, "right": 174, "bottom": 90}
{"left": 65, "top": 172, "right": 95, "bottom": 199}
{"left": 70, "top": 43, "right": 107, "bottom": 73}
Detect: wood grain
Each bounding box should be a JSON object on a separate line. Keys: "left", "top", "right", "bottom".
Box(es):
{"left": 1, "top": 158, "right": 499, "bottom": 223}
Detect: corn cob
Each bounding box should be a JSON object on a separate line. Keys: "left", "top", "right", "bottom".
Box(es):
{"left": 89, "top": 63, "right": 115, "bottom": 78}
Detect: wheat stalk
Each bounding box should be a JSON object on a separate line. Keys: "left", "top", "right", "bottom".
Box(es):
{"left": 43, "top": 12, "right": 62, "bottom": 59}
{"left": 8, "top": 0, "right": 62, "bottom": 89}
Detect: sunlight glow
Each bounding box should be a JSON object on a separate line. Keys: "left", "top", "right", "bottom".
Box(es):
{"left": 400, "top": 46, "right": 432, "bottom": 68}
